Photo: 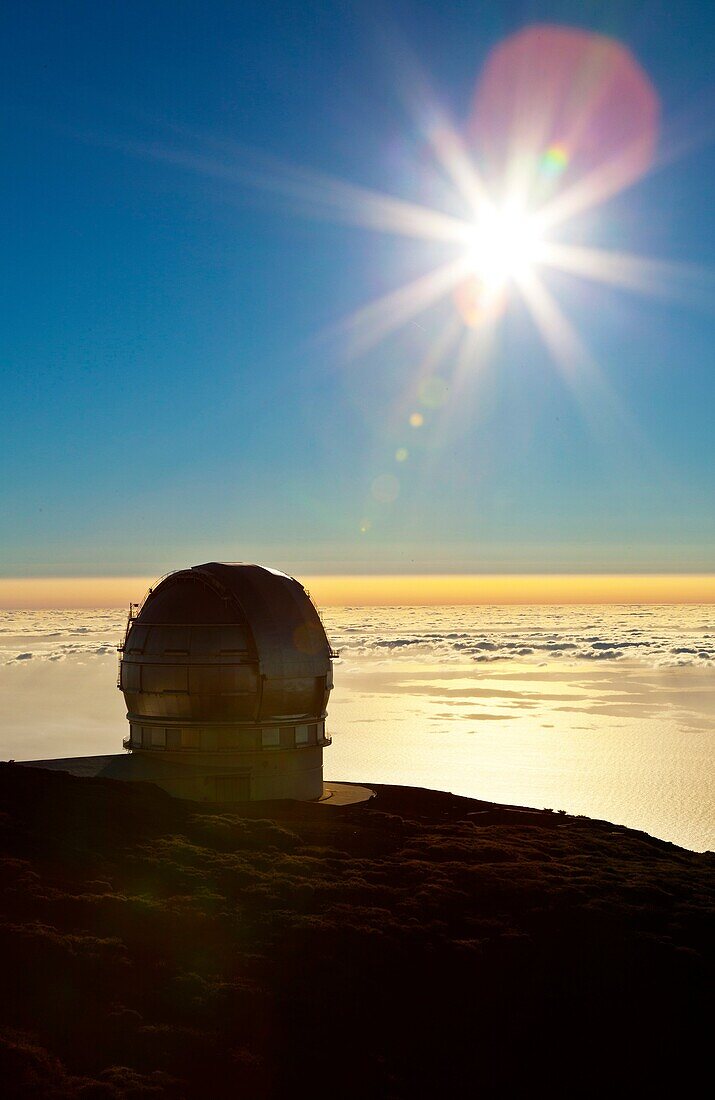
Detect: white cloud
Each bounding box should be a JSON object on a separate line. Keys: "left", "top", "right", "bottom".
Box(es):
{"left": 322, "top": 605, "right": 714, "bottom": 667}
{"left": 0, "top": 605, "right": 711, "bottom": 668}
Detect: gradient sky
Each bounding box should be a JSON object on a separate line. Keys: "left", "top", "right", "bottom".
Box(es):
{"left": 2, "top": 0, "right": 715, "bottom": 580}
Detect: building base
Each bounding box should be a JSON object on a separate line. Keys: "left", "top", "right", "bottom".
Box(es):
{"left": 16, "top": 754, "right": 374, "bottom": 806}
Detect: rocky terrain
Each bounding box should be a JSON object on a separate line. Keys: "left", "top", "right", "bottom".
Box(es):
{"left": 0, "top": 763, "right": 712, "bottom": 1097}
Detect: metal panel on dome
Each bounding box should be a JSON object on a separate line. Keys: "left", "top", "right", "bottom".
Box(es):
{"left": 137, "top": 573, "right": 243, "bottom": 625}
{"left": 145, "top": 627, "right": 190, "bottom": 654}
{"left": 194, "top": 563, "right": 332, "bottom": 679}
{"left": 189, "top": 625, "right": 252, "bottom": 656}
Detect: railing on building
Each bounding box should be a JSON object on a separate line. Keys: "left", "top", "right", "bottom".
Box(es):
{"left": 123, "top": 733, "right": 332, "bottom": 753}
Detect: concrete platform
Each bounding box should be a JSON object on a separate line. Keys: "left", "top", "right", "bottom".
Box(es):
{"left": 17, "top": 754, "right": 375, "bottom": 806}
{"left": 320, "top": 781, "right": 375, "bottom": 806}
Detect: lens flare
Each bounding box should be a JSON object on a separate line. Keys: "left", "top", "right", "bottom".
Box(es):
{"left": 418, "top": 376, "right": 449, "bottom": 407}
{"left": 409, "top": 412, "right": 424, "bottom": 428}
{"left": 453, "top": 276, "right": 506, "bottom": 328}
{"left": 540, "top": 144, "right": 570, "bottom": 178}
{"left": 470, "top": 24, "right": 657, "bottom": 206}
{"left": 371, "top": 473, "right": 400, "bottom": 503}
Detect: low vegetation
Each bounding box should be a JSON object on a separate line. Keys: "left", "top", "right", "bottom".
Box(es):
{"left": 0, "top": 764, "right": 712, "bottom": 1097}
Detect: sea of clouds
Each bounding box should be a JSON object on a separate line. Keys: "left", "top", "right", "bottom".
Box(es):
{"left": 0, "top": 610, "right": 124, "bottom": 665}
{"left": 0, "top": 604, "right": 713, "bottom": 667}
{"left": 324, "top": 605, "right": 715, "bottom": 666}
{"left": 2, "top": 605, "right": 713, "bottom": 851}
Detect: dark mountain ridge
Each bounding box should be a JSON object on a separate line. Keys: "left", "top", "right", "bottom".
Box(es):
{"left": 0, "top": 763, "right": 712, "bottom": 1098}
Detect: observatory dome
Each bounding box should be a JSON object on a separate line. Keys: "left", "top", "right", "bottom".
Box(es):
{"left": 118, "top": 563, "right": 334, "bottom": 802}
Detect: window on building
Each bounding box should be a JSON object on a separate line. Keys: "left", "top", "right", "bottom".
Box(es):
{"left": 280, "top": 727, "right": 295, "bottom": 749}
{"left": 261, "top": 728, "right": 280, "bottom": 749}
{"left": 181, "top": 728, "right": 201, "bottom": 749}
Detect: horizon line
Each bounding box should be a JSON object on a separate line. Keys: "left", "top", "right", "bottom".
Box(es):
{"left": 1, "top": 573, "right": 715, "bottom": 608}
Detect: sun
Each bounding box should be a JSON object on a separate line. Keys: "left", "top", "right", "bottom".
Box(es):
{"left": 220, "top": 24, "right": 668, "bottom": 369}
{"left": 466, "top": 204, "right": 545, "bottom": 287}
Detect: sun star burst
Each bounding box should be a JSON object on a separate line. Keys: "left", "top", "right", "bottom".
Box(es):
{"left": 329, "top": 23, "right": 687, "bottom": 386}
{"left": 465, "top": 204, "right": 545, "bottom": 287}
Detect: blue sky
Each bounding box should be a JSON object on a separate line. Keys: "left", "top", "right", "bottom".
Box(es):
{"left": 2, "top": 0, "right": 714, "bottom": 577}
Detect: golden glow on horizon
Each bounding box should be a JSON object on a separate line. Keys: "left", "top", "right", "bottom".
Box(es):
{"left": 1, "top": 574, "right": 714, "bottom": 608}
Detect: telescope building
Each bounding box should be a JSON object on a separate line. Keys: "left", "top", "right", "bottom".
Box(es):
{"left": 118, "top": 562, "right": 335, "bottom": 802}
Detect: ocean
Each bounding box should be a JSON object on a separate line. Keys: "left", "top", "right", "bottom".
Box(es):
{"left": 1, "top": 604, "right": 713, "bottom": 851}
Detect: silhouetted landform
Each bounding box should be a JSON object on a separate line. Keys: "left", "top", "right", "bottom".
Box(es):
{"left": 0, "top": 764, "right": 712, "bottom": 1098}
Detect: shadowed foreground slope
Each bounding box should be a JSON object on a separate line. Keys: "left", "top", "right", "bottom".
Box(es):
{"left": 0, "top": 764, "right": 712, "bottom": 1098}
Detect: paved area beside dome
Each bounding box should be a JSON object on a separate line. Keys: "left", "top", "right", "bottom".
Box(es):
{"left": 319, "top": 781, "right": 375, "bottom": 806}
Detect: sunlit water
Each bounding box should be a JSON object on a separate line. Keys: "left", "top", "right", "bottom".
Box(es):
{"left": 1, "top": 605, "right": 713, "bottom": 851}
